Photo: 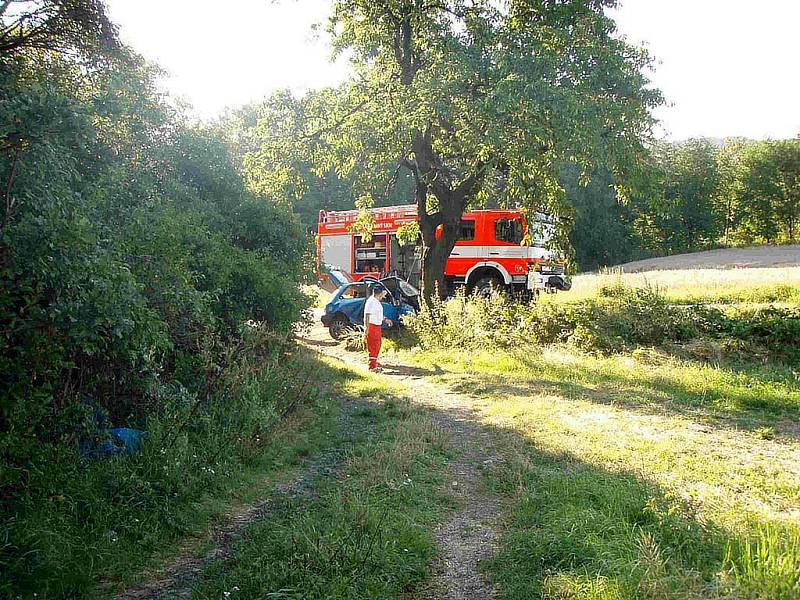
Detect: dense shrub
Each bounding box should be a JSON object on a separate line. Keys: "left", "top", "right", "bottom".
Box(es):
{"left": 408, "top": 285, "right": 800, "bottom": 362}
{"left": 0, "top": 51, "right": 313, "bottom": 593}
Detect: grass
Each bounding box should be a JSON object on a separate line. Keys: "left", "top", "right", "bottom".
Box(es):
{"left": 555, "top": 267, "right": 800, "bottom": 305}
{"left": 189, "top": 366, "right": 454, "bottom": 599}
{"left": 384, "top": 344, "right": 800, "bottom": 598}
{"left": 3, "top": 346, "right": 448, "bottom": 599}
{"left": 11, "top": 269, "right": 798, "bottom": 598}
{"left": 84, "top": 350, "right": 352, "bottom": 598}
{"left": 382, "top": 261, "right": 800, "bottom": 598}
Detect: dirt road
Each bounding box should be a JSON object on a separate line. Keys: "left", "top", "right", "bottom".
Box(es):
{"left": 302, "top": 316, "right": 502, "bottom": 599}
{"left": 113, "top": 317, "right": 503, "bottom": 600}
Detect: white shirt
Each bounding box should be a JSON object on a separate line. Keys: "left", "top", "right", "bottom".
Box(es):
{"left": 364, "top": 295, "right": 384, "bottom": 326}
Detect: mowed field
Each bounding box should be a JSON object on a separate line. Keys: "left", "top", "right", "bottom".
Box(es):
{"left": 559, "top": 245, "right": 800, "bottom": 305}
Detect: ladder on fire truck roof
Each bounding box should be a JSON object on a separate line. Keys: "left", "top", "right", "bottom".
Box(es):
{"left": 318, "top": 205, "right": 418, "bottom": 224}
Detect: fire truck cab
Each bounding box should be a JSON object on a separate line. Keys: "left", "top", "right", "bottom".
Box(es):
{"left": 317, "top": 204, "right": 570, "bottom": 296}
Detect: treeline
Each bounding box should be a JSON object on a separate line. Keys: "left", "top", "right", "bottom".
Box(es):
{"left": 567, "top": 137, "right": 800, "bottom": 270}
{"left": 0, "top": 4, "right": 311, "bottom": 595}
{"left": 218, "top": 91, "right": 799, "bottom": 272}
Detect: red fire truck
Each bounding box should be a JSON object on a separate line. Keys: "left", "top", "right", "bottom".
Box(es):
{"left": 317, "top": 204, "right": 570, "bottom": 295}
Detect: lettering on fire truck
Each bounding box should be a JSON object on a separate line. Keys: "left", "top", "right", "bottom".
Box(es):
{"left": 317, "top": 204, "right": 570, "bottom": 293}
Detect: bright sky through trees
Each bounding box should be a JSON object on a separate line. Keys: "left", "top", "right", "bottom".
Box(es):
{"left": 106, "top": 0, "right": 799, "bottom": 140}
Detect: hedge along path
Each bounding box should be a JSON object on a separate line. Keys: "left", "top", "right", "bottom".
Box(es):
{"left": 111, "top": 394, "right": 374, "bottom": 600}
{"left": 303, "top": 323, "right": 502, "bottom": 599}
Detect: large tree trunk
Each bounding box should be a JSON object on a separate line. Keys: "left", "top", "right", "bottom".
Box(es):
{"left": 410, "top": 128, "right": 480, "bottom": 306}
{"left": 419, "top": 213, "right": 459, "bottom": 304}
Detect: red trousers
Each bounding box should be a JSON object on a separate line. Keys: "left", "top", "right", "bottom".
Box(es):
{"left": 366, "top": 323, "right": 382, "bottom": 369}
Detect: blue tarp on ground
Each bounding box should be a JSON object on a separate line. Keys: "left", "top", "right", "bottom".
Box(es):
{"left": 79, "top": 428, "right": 146, "bottom": 459}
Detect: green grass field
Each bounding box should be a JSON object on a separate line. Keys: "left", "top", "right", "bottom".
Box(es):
{"left": 381, "top": 267, "right": 800, "bottom": 599}
{"left": 15, "top": 268, "right": 797, "bottom": 598}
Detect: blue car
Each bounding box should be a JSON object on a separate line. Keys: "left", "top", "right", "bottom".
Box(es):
{"left": 321, "top": 276, "right": 419, "bottom": 340}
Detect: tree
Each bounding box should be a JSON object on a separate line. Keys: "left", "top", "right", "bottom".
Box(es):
{"left": 306, "top": 0, "right": 660, "bottom": 301}
{"left": 735, "top": 139, "right": 800, "bottom": 243}
{"left": 771, "top": 139, "right": 800, "bottom": 241}
{"left": 715, "top": 137, "right": 748, "bottom": 245}
{"left": 562, "top": 164, "right": 646, "bottom": 270}
{"left": 730, "top": 140, "right": 800, "bottom": 243}
{"left": 0, "top": 0, "right": 119, "bottom": 61}
{"left": 228, "top": 88, "right": 417, "bottom": 230}
{"left": 648, "top": 139, "right": 721, "bottom": 253}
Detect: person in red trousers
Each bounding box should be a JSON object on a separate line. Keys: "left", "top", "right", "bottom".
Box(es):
{"left": 364, "top": 285, "right": 393, "bottom": 371}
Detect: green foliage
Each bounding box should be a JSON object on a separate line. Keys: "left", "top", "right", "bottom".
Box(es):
{"left": 562, "top": 164, "right": 647, "bottom": 271}
{"left": 0, "top": 35, "right": 312, "bottom": 596}
{"left": 0, "top": 0, "right": 120, "bottom": 61}
{"left": 647, "top": 139, "right": 723, "bottom": 253}
{"left": 396, "top": 220, "right": 421, "bottom": 247}
{"left": 731, "top": 138, "right": 800, "bottom": 243}
{"left": 324, "top": 0, "right": 662, "bottom": 205}
{"left": 215, "top": 89, "right": 417, "bottom": 230}
{"left": 1, "top": 334, "right": 328, "bottom": 597}
{"left": 408, "top": 284, "right": 800, "bottom": 362}
{"left": 567, "top": 137, "right": 800, "bottom": 271}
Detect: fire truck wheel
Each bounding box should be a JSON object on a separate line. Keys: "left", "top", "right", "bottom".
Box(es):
{"left": 328, "top": 314, "right": 351, "bottom": 341}
{"left": 473, "top": 276, "right": 505, "bottom": 298}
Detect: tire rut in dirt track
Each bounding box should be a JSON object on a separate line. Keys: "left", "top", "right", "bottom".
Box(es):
{"left": 416, "top": 380, "right": 501, "bottom": 600}
{"left": 111, "top": 395, "right": 372, "bottom": 600}
{"left": 303, "top": 322, "right": 502, "bottom": 600}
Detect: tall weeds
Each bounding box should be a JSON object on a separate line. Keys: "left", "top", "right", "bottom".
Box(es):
{"left": 408, "top": 285, "right": 800, "bottom": 362}
{"left": 0, "top": 328, "right": 319, "bottom": 597}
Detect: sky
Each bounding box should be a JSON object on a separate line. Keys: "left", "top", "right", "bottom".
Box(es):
{"left": 105, "top": 0, "right": 800, "bottom": 141}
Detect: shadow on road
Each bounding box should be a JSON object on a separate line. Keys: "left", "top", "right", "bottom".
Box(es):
{"left": 380, "top": 363, "right": 444, "bottom": 377}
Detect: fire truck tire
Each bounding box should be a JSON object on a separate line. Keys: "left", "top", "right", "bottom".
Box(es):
{"left": 328, "top": 314, "right": 352, "bottom": 341}
{"left": 472, "top": 275, "right": 505, "bottom": 298}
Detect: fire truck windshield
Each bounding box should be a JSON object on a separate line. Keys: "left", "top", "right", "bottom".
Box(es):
{"left": 495, "top": 218, "right": 524, "bottom": 245}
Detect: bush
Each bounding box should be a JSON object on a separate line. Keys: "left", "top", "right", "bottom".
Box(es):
{"left": 1, "top": 328, "right": 321, "bottom": 596}
{"left": 408, "top": 285, "right": 800, "bottom": 362}
{"left": 0, "top": 52, "right": 313, "bottom": 594}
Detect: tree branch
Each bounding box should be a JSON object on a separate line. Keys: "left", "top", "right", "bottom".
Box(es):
{"left": 2, "top": 144, "right": 21, "bottom": 232}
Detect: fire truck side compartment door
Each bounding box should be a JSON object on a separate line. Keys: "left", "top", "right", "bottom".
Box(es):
{"left": 320, "top": 234, "right": 352, "bottom": 273}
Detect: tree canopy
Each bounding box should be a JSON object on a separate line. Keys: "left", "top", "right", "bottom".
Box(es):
{"left": 299, "top": 0, "right": 663, "bottom": 298}
{"left": 0, "top": 0, "right": 119, "bottom": 61}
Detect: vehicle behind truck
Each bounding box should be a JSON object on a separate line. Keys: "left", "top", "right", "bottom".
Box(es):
{"left": 317, "top": 204, "right": 570, "bottom": 296}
